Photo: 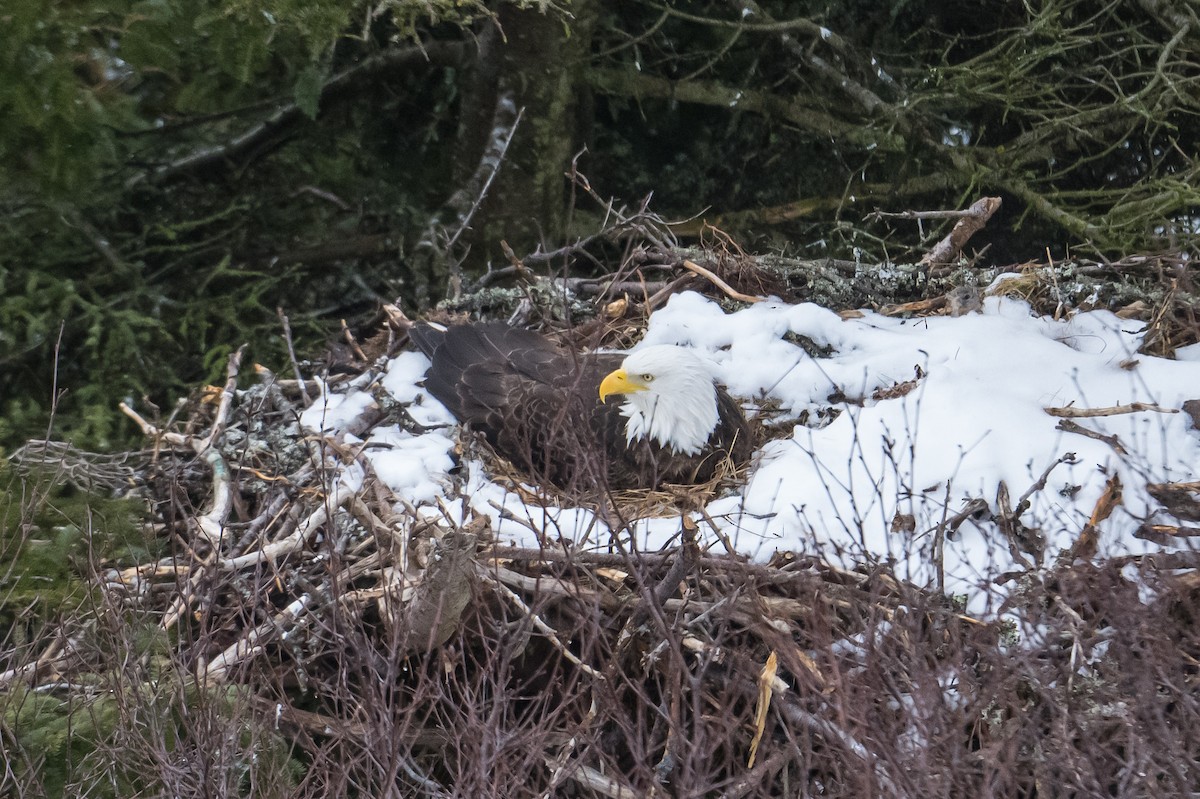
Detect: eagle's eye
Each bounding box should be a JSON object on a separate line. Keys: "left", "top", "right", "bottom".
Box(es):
{"left": 641, "top": 373, "right": 655, "bottom": 382}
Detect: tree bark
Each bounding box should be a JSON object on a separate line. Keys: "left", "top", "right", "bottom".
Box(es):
{"left": 462, "top": 3, "right": 597, "bottom": 270}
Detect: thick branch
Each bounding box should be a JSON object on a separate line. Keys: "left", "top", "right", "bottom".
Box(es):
{"left": 919, "top": 197, "right": 1002, "bottom": 266}
{"left": 587, "top": 68, "right": 903, "bottom": 151}
{"left": 127, "top": 40, "right": 470, "bottom": 188}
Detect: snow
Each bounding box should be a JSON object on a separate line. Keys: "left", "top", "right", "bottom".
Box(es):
{"left": 360, "top": 426, "right": 456, "bottom": 505}
{"left": 380, "top": 351, "right": 435, "bottom": 404}
{"left": 300, "top": 291, "right": 1200, "bottom": 610}
{"left": 299, "top": 380, "right": 377, "bottom": 432}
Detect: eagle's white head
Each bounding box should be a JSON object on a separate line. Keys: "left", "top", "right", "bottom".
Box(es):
{"left": 598, "top": 345, "right": 720, "bottom": 456}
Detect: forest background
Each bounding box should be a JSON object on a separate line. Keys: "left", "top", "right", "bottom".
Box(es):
{"left": 2, "top": 0, "right": 1197, "bottom": 452}
{"left": 4, "top": 1, "right": 1200, "bottom": 796}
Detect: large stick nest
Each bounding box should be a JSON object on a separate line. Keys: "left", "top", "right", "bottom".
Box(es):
{"left": 7, "top": 237, "right": 1200, "bottom": 797}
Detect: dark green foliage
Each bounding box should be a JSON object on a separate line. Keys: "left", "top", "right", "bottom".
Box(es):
{"left": 2, "top": 682, "right": 306, "bottom": 797}
{"left": 0, "top": 463, "right": 307, "bottom": 797}
{"left": 3, "top": 689, "right": 126, "bottom": 798}
{"left": 1, "top": 2, "right": 124, "bottom": 193}
{"left": 2, "top": 0, "right": 1197, "bottom": 449}
{"left": 0, "top": 0, "right": 483, "bottom": 445}
{"left": 0, "top": 462, "right": 155, "bottom": 626}
{"left": 591, "top": 0, "right": 1200, "bottom": 262}
{"left": 0, "top": 0, "right": 503, "bottom": 451}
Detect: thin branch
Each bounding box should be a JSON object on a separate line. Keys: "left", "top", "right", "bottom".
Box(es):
{"left": 680, "top": 259, "right": 764, "bottom": 304}
{"left": 479, "top": 567, "right": 606, "bottom": 679}
{"left": 443, "top": 97, "right": 524, "bottom": 299}
{"left": 1044, "top": 401, "right": 1179, "bottom": 418}
{"left": 198, "top": 344, "right": 248, "bottom": 453}
{"left": 126, "top": 40, "right": 468, "bottom": 188}
{"left": 277, "top": 307, "right": 310, "bottom": 406}
{"left": 1055, "top": 419, "right": 1128, "bottom": 455}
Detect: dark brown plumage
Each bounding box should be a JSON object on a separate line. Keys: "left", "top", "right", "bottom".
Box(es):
{"left": 410, "top": 322, "right": 753, "bottom": 491}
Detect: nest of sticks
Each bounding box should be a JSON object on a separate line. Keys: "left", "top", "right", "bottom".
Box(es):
{"left": 66, "top": 311, "right": 1194, "bottom": 797}
{"left": 9, "top": 249, "right": 1200, "bottom": 795}
{"left": 66, "top": 306, "right": 985, "bottom": 796}
{"left": 104, "top": 374, "right": 999, "bottom": 796}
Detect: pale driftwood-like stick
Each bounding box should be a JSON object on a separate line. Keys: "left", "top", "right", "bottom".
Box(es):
{"left": 680, "top": 259, "right": 764, "bottom": 304}
{"left": 485, "top": 563, "right": 620, "bottom": 610}
{"left": 918, "top": 196, "right": 1001, "bottom": 266}
{"left": 116, "top": 559, "right": 189, "bottom": 586}
{"left": 1044, "top": 401, "right": 1179, "bottom": 418}
{"left": 195, "top": 448, "right": 233, "bottom": 547}
{"left": 201, "top": 593, "right": 317, "bottom": 685}
{"left": 198, "top": 344, "right": 247, "bottom": 452}
{"left": 221, "top": 482, "right": 358, "bottom": 570}
{"left": 118, "top": 402, "right": 191, "bottom": 448}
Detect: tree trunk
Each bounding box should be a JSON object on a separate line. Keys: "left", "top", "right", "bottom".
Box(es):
{"left": 462, "top": 3, "right": 596, "bottom": 271}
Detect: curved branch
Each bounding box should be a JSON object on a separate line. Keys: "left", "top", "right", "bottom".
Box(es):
{"left": 995, "top": 178, "right": 1104, "bottom": 242}
{"left": 587, "top": 68, "right": 903, "bottom": 151}
{"left": 126, "top": 40, "right": 470, "bottom": 189}
{"left": 407, "top": 90, "right": 523, "bottom": 301}
{"left": 721, "top": 0, "right": 899, "bottom": 117}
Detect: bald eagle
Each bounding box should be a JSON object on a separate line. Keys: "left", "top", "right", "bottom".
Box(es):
{"left": 410, "top": 322, "right": 753, "bottom": 491}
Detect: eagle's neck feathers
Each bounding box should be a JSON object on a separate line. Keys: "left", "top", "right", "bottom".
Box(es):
{"left": 617, "top": 347, "right": 721, "bottom": 456}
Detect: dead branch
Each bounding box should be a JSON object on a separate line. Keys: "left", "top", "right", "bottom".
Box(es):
{"left": 680, "top": 259, "right": 765, "bottom": 304}
{"left": 481, "top": 568, "right": 606, "bottom": 679}
{"left": 202, "top": 592, "right": 320, "bottom": 685}
{"left": 918, "top": 197, "right": 1002, "bottom": 266}
{"left": 119, "top": 402, "right": 191, "bottom": 448}
{"left": 126, "top": 41, "right": 469, "bottom": 188}
{"left": 443, "top": 96, "right": 524, "bottom": 300}
{"left": 1054, "top": 419, "right": 1129, "bottom": 455}
{"left": 221, "top": 482, "right": 358, "bottom": 570}
{"left": 1044, "top": 401, "right": 1179, "bottom": 418}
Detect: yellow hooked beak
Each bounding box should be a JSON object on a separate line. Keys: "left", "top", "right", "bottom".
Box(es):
{"left": 599, "top": 368, "right": 648, "bottom": 403}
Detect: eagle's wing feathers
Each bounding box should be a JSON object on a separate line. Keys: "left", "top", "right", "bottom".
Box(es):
{"left": 412, "top": 322, "right": 753, "bottom": 490}
{"left": 412, "top": 323, "right": 608, "bottom": 484}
